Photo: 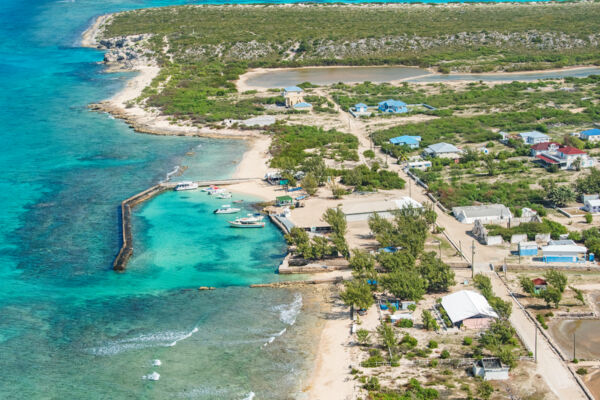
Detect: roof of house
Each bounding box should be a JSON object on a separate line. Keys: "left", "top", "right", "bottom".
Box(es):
{"left": 379, "top": 99, "right": 407, "bottom": 107}
{"left": 519, "top": 241, "right": 538, "bottom": 249}
{"left": 586, "top": 199, "right": 600, "bottom": 207}
{"left": 476, "top": 358, "right": 506, "bottom": 370}
{"left": 558, "top": 146, "right": 586, "bottom": 155}
{"left": 355, "top": 102, "right": 368, "bottom": 107}
{"left": 293, "top": 102, "right": 312, "bottom": 108}
{"left": 342, "top": 197, "right": 422, "bottom": 215}
{"left": 452, "top": 204, "right": 512, "bottom": 220}
{"left": 536, "top": 154, "right": 559, "bottom": 164}
{"left": 389, "top": 135, "right": 422, "bottom": 145}
{"left": 542, "top": 244, "right": 587, "bottom": 254}
{"left": 531, "top": 142, "right": 561, "bottom": 151}
{"left": 582, "top": 128, "right": 600, "bottom": 136}
{"left": 424, "top": 142, "right": 461, "bottom": 154}
{"left": 276, "top": 195, "right": 293, "bottom": 202}
{"left": 283, "top": 86, "right": 303, "bottom": 93}
{"left": 519, "top": 130, "right": 550, "bottom": 139}
{"left": 441, "top": 290, "right": 499, "bottom": 324}
{"left": 548, "top": 239, "right": 576, "bottom": 246}
{"left": 532, "top": 278, "right": 547, "bottom": 286}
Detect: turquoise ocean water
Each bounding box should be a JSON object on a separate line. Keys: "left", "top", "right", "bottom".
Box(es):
{"left": 0, "top": 0, "right": 572, "bottom": 398}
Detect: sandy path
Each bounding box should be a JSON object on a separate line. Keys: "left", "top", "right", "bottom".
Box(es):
{"left": 489, "top": 273, "right": 589, "bottom": 399}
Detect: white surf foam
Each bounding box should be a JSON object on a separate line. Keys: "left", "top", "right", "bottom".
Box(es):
{"left": 263, "top": 327, "right": 287, "bottom": 347}
{"left": 242, "top": 392, "right": 255, "bottom": 400}
{"left": 164, "top": 165, "right": 180, "bottom": 182}
{"left": 168, "top": 327, "right": 198, "bottom": 347}
{"left": 272, "top": 293, "right": 302, "bottom": 325}
{"left": 152, "top": 359, "right": 162, "bottom": 366}
{"left": 87, "top": 327, "right": 199, "bottom": 356}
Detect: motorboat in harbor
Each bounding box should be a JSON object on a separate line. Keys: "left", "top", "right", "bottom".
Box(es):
{"left": 174, "top": 181, "right": 198, "bottom": 191}
{"left": 233, "top": 200, "right": 244, "bottom": 204}
{"left": 208, "top": 188, "right": 227, "bottom": 196}
{"left": 227, "top": 214, "right": 265, "bottom": 228}
{"left": 216, "top": 192, "right": 232, "bottom": 199}
{"left": 214, "top": 205, "right": 241, "bottom": 214}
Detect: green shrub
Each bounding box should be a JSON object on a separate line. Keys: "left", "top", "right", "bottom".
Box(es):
{"left": 440, "top": 349, "right": 450, "bottom": 359}
{"left": 577, "top": 367, "right": 588, "bottom": 375}
{"left": 428, "top": 340, "right": 438, "bottom": 349}
{"left": 463, "top": 337, "right": 473, "bottom": 346}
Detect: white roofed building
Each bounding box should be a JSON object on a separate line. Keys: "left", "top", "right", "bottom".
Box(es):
{"left": 342, "top": 197, "right": 422, "bottom": 222}
{"left": 452, "top": 204, "right": 512, "bottom": 224}
{"left": 423, "top": 142, "right": 462, "bottom": 159}
{"left": 441, "top": 290, "right": 498, "bottom": 329}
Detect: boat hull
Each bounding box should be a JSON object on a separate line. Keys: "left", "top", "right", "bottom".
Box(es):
{"left": 227, "top": 221, "right": 265, "bottom": 228}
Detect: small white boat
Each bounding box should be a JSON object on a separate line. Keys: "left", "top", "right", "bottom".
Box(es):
{"left": 216, "top": 192, "right": 232, "bottom": 199}
{"left": 202, "top": 185, "right": 220, "bottom": 193}
{"left": 214, "top": 205, "right": 241, "bottom": 214}
{"left": 228, "top": 214, "right": 265, "bottom": 228}
{"left": 174, "top": 181, "right": 198, "bottom": 191}
{"left": 208, "top": 188, "right": 227, "bottom": 196}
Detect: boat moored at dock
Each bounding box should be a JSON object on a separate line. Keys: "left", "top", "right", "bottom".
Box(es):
{"left": 214, "top": 204, "right": 241, "bottom": 214}
{"left": 174, "top": 181, "right": 199, "bottom": 191}
{"left": 228, "top": 214, "right": 265, "bottom": 228}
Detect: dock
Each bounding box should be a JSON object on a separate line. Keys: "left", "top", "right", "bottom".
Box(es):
{"left": 113, "top": 178, "right": 257, "bottom": 272}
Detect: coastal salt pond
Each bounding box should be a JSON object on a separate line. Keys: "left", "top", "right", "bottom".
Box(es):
{"left": 241, "top": 66, "right": 600, "bottom": 89}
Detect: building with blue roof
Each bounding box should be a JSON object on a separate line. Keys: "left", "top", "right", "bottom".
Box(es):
{"left": 581, "top": 128, "right": 600, "bottom": 143}
{"left": 389, "top": 135, "right": 422, "bottom": 149}
{"left": 378, "top": 99, "right": 408, "bottom": 114}
{"left": 293, "top": 102, "right": 312, "bottom": 111}
{"left": 282, "top": 86, "right": 304, "bottom": 108}
{"left": 519, "top": 130, "right": 550, "bottom": 145}
{"left": 355, "top": 103, "right": 368, "bottom": 112}
{"left": 349, "top": 103, "right": 372, "bottom": 117}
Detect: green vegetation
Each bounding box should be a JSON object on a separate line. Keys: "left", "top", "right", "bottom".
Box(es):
{"left": 473, "top": 274, "right": 512, "bottom": 319}
{"left": 421, "top": 310, "right": 439, "bottom": 332}
{"left": 536, "top": 314, "right": 548, "bottom": 329}
{"left": 486, "top": 219, "right": 567, "bottom": 241}
{"left": 341, "top": 164, "right": 405, "bottom": 191}
{"left": 102, "top": 3, "right": 600, "bottom": 124}
{"left": 105, "top": 4, "right": 600, "bottom": 71}
{"left": 268, "top": 124, "right": 358, "bottom": 169}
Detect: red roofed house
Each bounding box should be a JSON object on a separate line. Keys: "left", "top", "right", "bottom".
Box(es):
{"left": 535, "top": 146, "right": 594, "bottom": 170}
{"left": 530, "top": 142, "right": 561, "bottom": 157}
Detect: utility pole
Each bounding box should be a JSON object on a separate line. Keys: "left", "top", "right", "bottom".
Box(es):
{"left": 535, "top": 325, "right": 538, "bottom": 363}
{"left": 438, "top": 241, "right": 442, "bottom": 259}
{"left": 504, "top": 257, "right": 507, "bottom": 279}
{"left": 409, "top": 178, "right": 412, "bottom": 199}
{"left": 471, "top": 240, "right": 476, "bottom": 278}
{"left": 459, "top": 240, "right": 462, "bottom": 257}
{"left": 573, "top": 332, "right": 576, "bottom": 361}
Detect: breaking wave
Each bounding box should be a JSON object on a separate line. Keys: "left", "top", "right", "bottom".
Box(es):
{"left": 272, "top": 293, "right": 302, "bottom": 325}
{"left": 87, "top": 327, "right": 198, "bottom": 356}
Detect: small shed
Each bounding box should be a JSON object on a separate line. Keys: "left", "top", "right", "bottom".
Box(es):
{"left": 532, "top": 278, "right": 547, "bottom": 293}
{"left": 585, "top": 199, "right": 600, "bottom": 213}
{"left": 472, "top": 358, "right": 509, "bottom": 381}
{"left": 518, "top": 242, "right": 538, "bottom": 256}
{"left": 276, "top": 195, "right": 293, "bottom": 206}
{"left": 355, "top": 103, "right": 368, "bottom": 113}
